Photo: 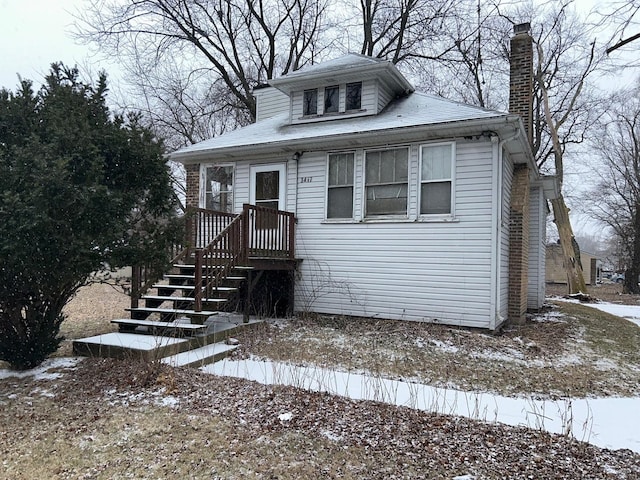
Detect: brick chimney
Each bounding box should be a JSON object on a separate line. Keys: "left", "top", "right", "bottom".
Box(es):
{"left": 507, "top": 23, "right": 533, "bottom": 325}
{"left": 509, "top": 22, "right": 533, "bottom": 146}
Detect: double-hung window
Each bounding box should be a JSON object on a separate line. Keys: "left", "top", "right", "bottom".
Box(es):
{"left": 346, "top": 82, "right": 362, "bottom": 111}
{"left": 203, "top": 165, "right": 234, "bottom": 212}
{"left": 420, "top": 143, "right": 454, "bottom": 215}
{"left": 365, "top": 147, "right": 409, "bottom": 217}
{"left": 327, "top": 153, "right": 354, "bottom": 219}
{"left": 303, "top": 89, "right": 317, "bottom": 116}
{"left": 324, "top": 85, "right": 339, "bottom": 113}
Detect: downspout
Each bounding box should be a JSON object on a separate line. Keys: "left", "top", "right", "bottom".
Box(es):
{"left": 490, "top": 129, "right": 521, "bottom": 331}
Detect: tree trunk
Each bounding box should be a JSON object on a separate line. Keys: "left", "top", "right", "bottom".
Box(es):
{"left": 551, "top": 195, "right": 587, "bottom": 294}
{"left": 624, "top": 204, "right": 640, "bottom": 294}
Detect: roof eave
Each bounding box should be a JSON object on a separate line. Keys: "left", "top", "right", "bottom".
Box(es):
{"left": 171, "top": 115, "right": 532, "bottom": 164}
{"left": 269, "top": 61, "right": 414, "bottom": 96}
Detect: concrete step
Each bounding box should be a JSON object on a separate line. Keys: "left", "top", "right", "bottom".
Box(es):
{"left": 72, "top": 332, "right": 191, "bottom": 361}
{"left": 111, "top": 318, "right": 207, "bottom": 335}
{"left": 161, "top": 342, "right": 237, "bottom": 368}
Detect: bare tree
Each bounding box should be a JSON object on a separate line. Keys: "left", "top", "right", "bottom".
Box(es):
{"left": 531, "top": 2, "right": 606, "bottom": 294}
{"left": 589, "top": 86, "right": 640, "bottom": 293}
{"left": 76, "top": 0, "right": 329, "bottom": 122}
{"left": 357, "top": 0, "right": 457, "bottom": 64}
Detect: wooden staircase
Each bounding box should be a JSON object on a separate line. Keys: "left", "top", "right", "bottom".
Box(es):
{"left": 124, "top": 262, "right": 250, "bottom": 325}
{"left": 72, "top": 204, "right": 296, "bottom": 366}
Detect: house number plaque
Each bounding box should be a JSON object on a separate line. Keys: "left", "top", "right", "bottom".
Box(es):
{"left": 299, "top": 177, "right": 313, "bottom": 183}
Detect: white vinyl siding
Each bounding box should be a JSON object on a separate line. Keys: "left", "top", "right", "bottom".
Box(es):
{"left": 377, "top": 81, "right": 394, "bottom": 112}
{"left": 528, "top": 185, "right": 546, "bottom": 309}
{"left": 294, "top": 139, "right": 495, "bottom": 328}
{"left": 254, "top": 87, "right": 290, "bottom": 122}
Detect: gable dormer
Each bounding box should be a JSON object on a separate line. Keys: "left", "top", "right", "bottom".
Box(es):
{"left": 267, "top": 54, "right": 414, "bottom": 125}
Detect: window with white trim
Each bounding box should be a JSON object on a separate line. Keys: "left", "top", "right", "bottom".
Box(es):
{"left": 346, "top": 82, "right": 362, "bottom": 111}
{"left": 324, "top": 85, "right": 339, "bottom": 113}
{"left": 303, "top": 88, "right": 317, "bottom": 116}
{"left": 327, "top": 152, "right": 355, "bottom": 219}
{"left": 365, "top": 147, "right": 409, "bottom": 217}
{"left": 203, "top": 165, "right": 234, "bottom": 212}
{"left": 420, "top": 143, "right": 454, "bottom": 215}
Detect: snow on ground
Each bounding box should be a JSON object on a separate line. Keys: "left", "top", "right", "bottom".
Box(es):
{"left": 204, "top": 357, "right": 640, "bottom": 453}
{"left": 586, "top": 303, "right": 640, "bottom": 328}
{"left": 200, "top": 300, "right": 640, "bottom": 454}
{"left": 555, "top": 296, "right": 640, "bottom": 328}
{"left": 0, "top": 357, "right": 82, "bottom": 381}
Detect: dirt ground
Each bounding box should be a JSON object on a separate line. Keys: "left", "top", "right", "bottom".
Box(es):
{"left": 1, "top": 282, "right": 639, "bottom": 479}
{"left": 546, "top": 282, "right": 640, "bottom": 305}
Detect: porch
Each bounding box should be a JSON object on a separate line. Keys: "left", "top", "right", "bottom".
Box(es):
{"left": 72, "top": 204, "right": 297, "bottom": 365}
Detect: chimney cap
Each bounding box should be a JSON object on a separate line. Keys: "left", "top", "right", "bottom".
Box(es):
{"left": 514, "top": 23, "right": 531, "bottom": 35}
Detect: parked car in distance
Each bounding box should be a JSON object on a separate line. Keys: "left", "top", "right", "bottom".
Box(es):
{"left": 611, "top": 273, "right": 625, "bottom": 283}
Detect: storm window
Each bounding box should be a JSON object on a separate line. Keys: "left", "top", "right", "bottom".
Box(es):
{"left": 327, "top": 152, "right": 355, "bottom": 219}
{"left": 346, "top": 82, "right": 362, "bottom": 111}
{"left": 303, "top": 89, "right": 317, "bottom": 116}
{"left": 365, "top": 147, "right": 409, "bottom": 217}
{"left": 420, "top": 143, "right": 454, "bottom": 215}
{"left": 324, "top": 85, "right": 339, "bottom": 113}
{"left": 203, "top": 165, "right": 234, "bottom": 212}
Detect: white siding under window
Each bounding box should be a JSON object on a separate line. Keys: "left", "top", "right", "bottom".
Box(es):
{"left": 294, "top": 140, "right": 496, "bottom": 328}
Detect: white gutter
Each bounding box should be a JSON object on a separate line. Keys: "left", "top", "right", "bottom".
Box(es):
{"left": 490, "top": 128, "right": 521, "bottom": 331}
{"left": 171, "top": 115, "right": 520, "bottom": 163}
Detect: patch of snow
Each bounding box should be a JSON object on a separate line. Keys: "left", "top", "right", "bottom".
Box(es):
{"left": 158, "top": 395, "right": 180, "bottom": 408}
{"left": 429, "top": 339, "right": 460, "bottom": 354}
{"left": 203, "top": 358, "right": 640, "bottom": 453}
{"left": 474, "top": 348, "right": 525, "bottom": 363}
{"left": 593, "top": 358, "right": 618, "bottom": 371}
{"left": 30, "top": 387, "right": 55, "bottom": 398}
{"left": 531, "top": 310, "right": 567, "bottom": 323}
{"left": 278, "top": 412, "right": 293, "bottom": 422}
{"left": 585, "top": 303, "right": 640, "bottom": 328}
{"left": 0, "top": 357, "right": 82, "bottom": 381}
{"left": 452, "top": 476, "right": 476, "bottom": 480}
{"left": 321, "top": 430, "right": 342, "bottom": 442}
{"left": 555, "top": 353, "right": 584, "bottom": 367}
{"left": 79, "top": 332, "right": 187, "bottom": 351}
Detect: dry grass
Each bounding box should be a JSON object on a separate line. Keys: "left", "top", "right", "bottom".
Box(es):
{"left": 56, "top": 282, "right": 129, "bottom": 357}
{"left": 1, "top": 358, "right": 638, "bottom": 480}
{"left": 2, "top": 282, "right": 640, "bottom": 478}
{"left": 231, "top": 301, "right": 640, "bottom": 398}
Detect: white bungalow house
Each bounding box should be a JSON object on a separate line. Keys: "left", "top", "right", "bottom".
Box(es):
{"left": 171, "top": 24, "right": 556, "bottom": 331}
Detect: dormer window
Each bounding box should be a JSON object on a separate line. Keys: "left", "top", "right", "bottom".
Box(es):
{"left": 303, "top": 89, "right": 317, "bottom": 116}
{"left": 324, "top": 86, "right": 339, "bottom": 113}
{"left": 346, "top": 82, "right": 362, "bottom": 110}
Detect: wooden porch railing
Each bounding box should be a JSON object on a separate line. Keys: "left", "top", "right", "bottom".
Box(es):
{"left": 131, "top": 204, "right": 295, "bottom": 312}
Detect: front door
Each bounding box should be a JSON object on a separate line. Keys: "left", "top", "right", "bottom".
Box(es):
{"left": 249, "top": 164, "right": 287, "bottom": 251}
{"left": 250, "top": 164, "right": 286, "bottom": 211}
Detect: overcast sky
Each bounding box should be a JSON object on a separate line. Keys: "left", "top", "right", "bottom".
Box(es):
{"left": 0, "top": 0, "right": 108, "bottom": 91}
